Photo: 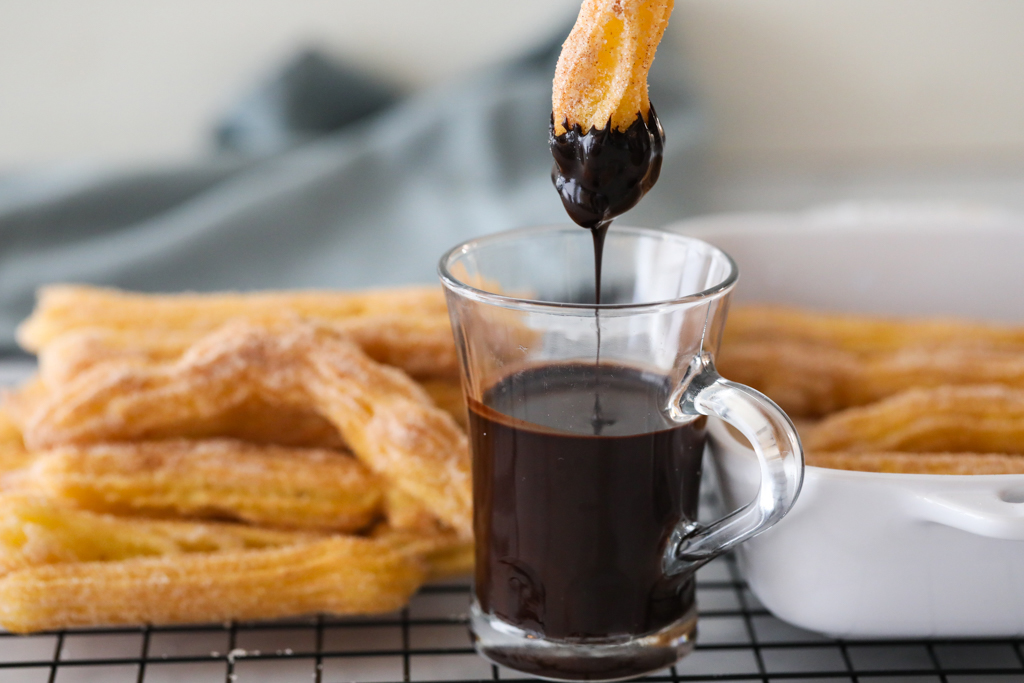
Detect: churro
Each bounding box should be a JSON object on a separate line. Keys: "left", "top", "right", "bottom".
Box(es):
{"left": 0, "top": 410, "right": 19, "bottom": 446}
{"left": 0, "top": 410, "right": 33, "bottom": 478}
{"left": 0, "top": 533, "right": 427, "bottom": 633}
{"left": 420, "top": 378, "right": 467, "bottom": 429}
{"left": 0, "top": 284, "right": 481, "bottom": 632}
{"left": 0, "top": 491, "right": 470, "bottom": 579}
{"left": 22, "top": 286, "right": 458, "bottom": 381}
{"left": 8, "top": 390, "right": 347, "bottom": 450}
{"left": 18, "top": 284, "right": 447, "bottom": 348}
{"left": 804, "top": 385, "right": 1024, "bottom": 454}
{"left": 384, "top": 487, "right": 445, "bottom": 534}
{"left": 725, "top": 305, "right": 1024, "bottom": 354}
{"left": 718, "top": 341, "right": 1024, "bottom": 418}
{"left": 552, "top": 0, "right": 674, "bottom": 135}
{"left": 0, "top": 494, "right": 316, "bottom": 574}
{"left": 36, "top": 331, "right": 465, "bottom": 432}
{"left": 25, "top": 440, "right": 383, "bottom": 532}
{"left": 550, "top": 0, "right": 672, "bottom": 227}
{"left": 807, "top": 451, "right": 1024, "bottom": 476}
{"left": 716, "top": 341, "right": 854, "bottom": 417}
{"left": 12, "top": 321, "right": 473, "bottom": 538}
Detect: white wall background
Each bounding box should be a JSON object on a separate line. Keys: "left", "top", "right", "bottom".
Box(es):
{"left": 675, "top": 0, "right": 1024, "bottom": 166}
{"left": 1, "top": 0, "right": 1024, "bottom": 170}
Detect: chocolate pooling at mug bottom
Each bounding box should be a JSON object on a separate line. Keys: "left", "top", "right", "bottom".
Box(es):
{"left": 550, "top": 106, "right": 666, "bottom": 433}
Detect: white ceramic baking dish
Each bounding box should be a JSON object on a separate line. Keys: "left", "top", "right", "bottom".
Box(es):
{"left": 667, "top": 203, "right": 1024, "bottom": 638}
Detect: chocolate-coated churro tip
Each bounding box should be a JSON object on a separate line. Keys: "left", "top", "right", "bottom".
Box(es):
{"left": 550, "top": 107, "right": 664, "bottom": 228}
{"left": 552, "top": 0, "right": 674, "bottom": 135}
{"left": 550, "top": 0, "right": 673, "bottom": 228}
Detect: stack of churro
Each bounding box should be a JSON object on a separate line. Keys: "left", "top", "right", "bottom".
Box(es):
{"left": 0, "top": 285, "right": 472, "bottom": 633}
{"left": 718, "top": 305, "right": 1024, "bottom": 475}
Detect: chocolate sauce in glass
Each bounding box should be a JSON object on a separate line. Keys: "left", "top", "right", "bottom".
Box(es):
{"left": 471, "top": 103, "right": 683, "bottom": 647}
{"left": 470, "top": 364, "right": 706, "bottom": 641}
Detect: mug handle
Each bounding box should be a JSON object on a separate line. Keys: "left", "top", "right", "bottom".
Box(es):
{"left": 664, "top": 353, "right": 804, "bottom": 577}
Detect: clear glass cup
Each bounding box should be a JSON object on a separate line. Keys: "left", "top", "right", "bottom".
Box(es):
{"left": 439, "top": 225, "right": 803, "bottom": 681}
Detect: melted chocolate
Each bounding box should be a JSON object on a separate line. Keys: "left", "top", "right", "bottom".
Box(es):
{"left": 550, "top": 107, "right": 665, "bottom": 229}
{"left": 471, "top": 363, "right": 704, "bottom": 641}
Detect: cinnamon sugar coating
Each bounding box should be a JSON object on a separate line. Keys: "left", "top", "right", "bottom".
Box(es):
{"left": 10, "top": 321, "right": 473, "bottom": 539}
{"left": 20, "top": 284, "right": 458, "bottom": 381}
{"left": 552, "top": 0, "right": 674, "bottom": 135}
{"left": 26, "top": 440, "right": 384, "bottom": 532}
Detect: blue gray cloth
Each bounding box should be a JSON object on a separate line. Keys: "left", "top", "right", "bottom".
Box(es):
{"left": 0, "top": 30, "right": 705, "bottom": 355}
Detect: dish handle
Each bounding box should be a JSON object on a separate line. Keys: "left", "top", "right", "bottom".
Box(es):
{"left": 911, "top": 488, "right": 1024, "bottom": 540}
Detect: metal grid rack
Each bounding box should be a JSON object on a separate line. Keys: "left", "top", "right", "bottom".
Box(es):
{"left": 1, "top": 556, "right": 1023, "bottom": 683}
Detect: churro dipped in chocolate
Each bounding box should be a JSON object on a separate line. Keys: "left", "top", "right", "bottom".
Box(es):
{"left": 551, "top": 0, "right": 673, "bottom": 228}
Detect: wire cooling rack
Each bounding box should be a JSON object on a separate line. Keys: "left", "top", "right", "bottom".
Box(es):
{"left": 2, "top": 360, "right": 1024, "bottom": 682}
{"left": 2, "top": 558, "right": 1024, "bottom": 683}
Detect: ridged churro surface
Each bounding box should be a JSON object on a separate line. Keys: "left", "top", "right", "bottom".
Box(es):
{"left": 0, "top": 534, "right": 426, "bottom": 633}
{"left": 0, "top": 285, "right": 477, "bottom": 632}
{"left": 18, "top": 284, "right": 447, "bottom": 347}
{"left": 0, "top": 410, "right": 32, "bottom": 476}
{"left": 0, "top": 494, "right": 316, "bottom": 574}
{"left": 718, "top": 341, "right": 1024, "bottom": 418}
{"left": 552, "top": 0, "right": 674, "bottom": 134}
{"left": 804, "top": 385, "right": 1024, "bottom": 454}
{"left": 12, "top": 321, "right": 472, "bottom": 539}
{"left": 27, "top": 440, "right": 383, "bottom": 532}
{"left": 725, "top": 305, "right": 1024, "bottom": 354}
{"left": 807, "top": 451, "right": 1024, "bottom": 475}
{"left": 21, "top": 285, "right": 458, "bottom": 380}
{"left": 717, "top": 304, "right": 1024, "bottom": 476}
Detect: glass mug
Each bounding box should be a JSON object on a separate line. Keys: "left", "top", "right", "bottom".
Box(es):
{"left": 439, "top": 225, "right": 803, "bottom": 681}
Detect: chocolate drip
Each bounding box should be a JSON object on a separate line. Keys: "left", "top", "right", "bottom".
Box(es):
{"left": 549, "top": 107, "right": 665, "bottom": 229}
{"left": 550, "top": 106, "right": 666, "bottom": 434}
{"left": 590, "top": 222, "right": 613, "bottom": 435}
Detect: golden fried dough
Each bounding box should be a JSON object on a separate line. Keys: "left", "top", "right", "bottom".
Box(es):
{"left": 725, "top": 305, "right": 1024, "bottom": 354}
{"left": 37, "top": 333, "right": 465, "bottom": 433}
{"left": 35, "top": 315, "right": 457, "bottom": 383}
{"left": 0, "top": 494, "right": 315, "bottom": 575}
{"left": 0, "top": 495, "right": 470, "bottom": 624}
{"left": 0, "top": 410, "right": 20, "bottom": 446}
{"left": 0, "top": 285, "right": 478, "bottom": 632}
{"left": 19, "top": 284, "right": 447, "bottom": 348}
{"left": 420, "top": 379, "right": 467, "bottom": 429}
{"left": 0, "top": 410, "right": 34, "bottom": 479}
{"left": 718, "top": 341, "right": 1024, "bottom": 418}
{"left": 553, "top": 0, "right": 674, "bottom": 134}
{"left": 716, "top": 305, "right": 1024, "bottom": 476}
{"left": 0, "top": 533, "right": 426, "bottom": 633}
{"left": 425, "top": 540, "right": 475, "bottom": 580}
{"left": 368, "top": 522, "right": 474, "bottom": 580}
{"left": 808, "top": 451, "right": 1024, "bottom": 475}
{"left": 26, "top": 440, "right": 383, "bottom": 532}
{"left": 804, "top": 385, "right": 1024, "bottom": 454}
{"left": 8, "top": 380, "right": 347, "bottom": 450}
{"left": 717, "top": 341, "right": 856, "bottom": 417}
{"left": 12, "top": 321, "right": 472, "bottom": 538}
{"left": 384, "top": 487, "right": 445, "bottom": 534}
